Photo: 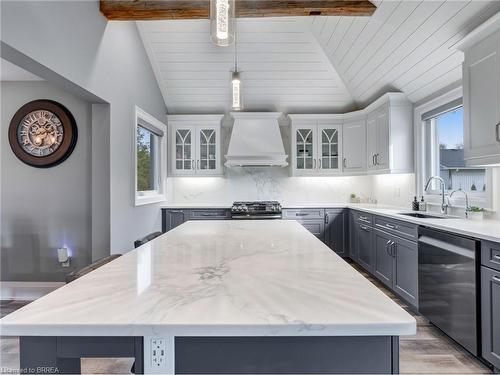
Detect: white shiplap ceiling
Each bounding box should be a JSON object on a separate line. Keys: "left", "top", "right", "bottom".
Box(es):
{"left": 137, "top": 18, "right": 355, "bottom": 114}
{"left": 138, "top": 1, "right": 500, "bottom": 114}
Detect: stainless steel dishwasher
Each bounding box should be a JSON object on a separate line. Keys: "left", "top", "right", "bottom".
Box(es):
{"left": 418, "top": 227, "right": 479, "bottom": 356}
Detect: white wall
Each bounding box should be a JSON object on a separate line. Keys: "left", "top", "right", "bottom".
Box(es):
{"left": 1, "top": 81, "right": 92, "bottom": 281}
{"left": 1, "top": 1, "right": 167, "bottom": 253}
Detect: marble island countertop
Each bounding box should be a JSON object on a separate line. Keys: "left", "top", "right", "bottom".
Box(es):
{"left": 161, "top": 203, "right": 500, "bottom": 243}
{"left": 0, "top": 220, "right": 415, "bottom": 337}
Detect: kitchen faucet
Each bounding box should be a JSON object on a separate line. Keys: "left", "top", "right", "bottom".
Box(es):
{"left": 450, "top": 189, "right": 469, "bottom": 219}
{"left": 424, "top": 176, "right": 448, "bottom": 215}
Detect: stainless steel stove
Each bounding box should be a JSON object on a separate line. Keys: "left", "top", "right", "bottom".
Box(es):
{"left": 231, "top": 201, "right": 282, "bottom": 220}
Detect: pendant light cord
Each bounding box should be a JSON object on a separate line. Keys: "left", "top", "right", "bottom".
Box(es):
{"left": 234, "top": 20, "right": 238, "bottom": 72}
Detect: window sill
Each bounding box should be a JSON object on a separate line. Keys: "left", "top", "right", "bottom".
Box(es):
{"left": 135, "top": 193, "right": 166, "bottom": 206}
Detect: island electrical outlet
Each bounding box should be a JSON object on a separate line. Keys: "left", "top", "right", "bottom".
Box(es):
{"left": 145, "top": 336, "right": 174, "bottom": 374}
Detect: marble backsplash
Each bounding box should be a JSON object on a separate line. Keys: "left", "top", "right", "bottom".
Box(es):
{"left": 166, "top": 169, "right": 416, "bottom": 208}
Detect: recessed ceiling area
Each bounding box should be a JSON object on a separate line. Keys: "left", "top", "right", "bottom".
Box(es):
{"left": 1, "top": 58, "right": 43, "bottom": 81}
{"left": 137, "top": 0, "right": 500, "bottom": 114}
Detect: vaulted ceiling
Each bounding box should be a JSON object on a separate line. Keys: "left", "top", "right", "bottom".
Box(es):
{"left": 138, "top": 0, "right": 500, "bottom": 114}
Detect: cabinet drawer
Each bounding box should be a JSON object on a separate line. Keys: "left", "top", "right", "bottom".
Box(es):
{"left": 283, "top": 209, "right": 325, "bottom": 220}
{"left": 374, "top": 216, "right": 417, "bottom": 241}
{"left": 482, "top": 241, "right": 500, "bottom": 272}
{"left": 352, "top": 210, "right": 373, "bottom": 225}
{"left": 189, "top": 209, "right": 231, "bottom": 220}
{"left": 297, "top": 220, "right": 325, "bottom": 240}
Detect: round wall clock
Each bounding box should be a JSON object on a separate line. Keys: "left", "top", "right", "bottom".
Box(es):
{"left": 8, "top": 99, "right": 78, "bottom": 168}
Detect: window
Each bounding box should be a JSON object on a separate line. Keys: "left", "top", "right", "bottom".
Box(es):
{"left": 137, "top": 126, "right": 159, "bottom": 192}
{"left": 134, "top": 107, "right": 166, "bottom": 206}
{"left": 423, "top": 103, "right": 487, "bottom": 196}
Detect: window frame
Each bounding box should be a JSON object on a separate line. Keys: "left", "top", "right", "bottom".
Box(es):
{"left": 134, "top": 106, "right": 167, "bottom": 206}
{"left": 414, "top": 87, "right": 493, "bottom": 210}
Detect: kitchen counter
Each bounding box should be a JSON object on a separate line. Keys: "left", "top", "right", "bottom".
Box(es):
{"left": 161, "top": 203, "right": 500, "bottom": 243}
{"left": 3, "top": 220, "right": 415, "bottom": 374}
{"left": 0, "top": 220, "right": 415, "bottom": 337}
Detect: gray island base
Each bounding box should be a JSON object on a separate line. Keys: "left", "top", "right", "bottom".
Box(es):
{"left": 20, "top": 335, "right": 399, "bottom": 374}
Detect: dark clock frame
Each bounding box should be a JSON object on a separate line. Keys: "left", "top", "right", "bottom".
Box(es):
{"left": 8, "top": 99, "right": 78, "bottom": 168}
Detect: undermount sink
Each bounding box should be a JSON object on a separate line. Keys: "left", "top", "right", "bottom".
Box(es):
{"left": 398, "top": 212, "right": 450, "bottom": 219}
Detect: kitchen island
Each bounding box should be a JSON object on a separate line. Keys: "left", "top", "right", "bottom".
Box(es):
{"left": 1, "top": 220, "right": 416, "bottom": 374}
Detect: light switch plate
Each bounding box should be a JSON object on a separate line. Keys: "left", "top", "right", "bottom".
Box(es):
{"left": 144, "top": 336, "right": 175, "bottom": 374}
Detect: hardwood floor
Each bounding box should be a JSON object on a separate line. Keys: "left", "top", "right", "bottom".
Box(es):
{"left": 0, "top": 263, "right": 495, "bottom": 374}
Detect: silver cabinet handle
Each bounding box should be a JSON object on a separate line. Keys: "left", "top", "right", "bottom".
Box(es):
{"left": 170, "top": 210, "right": 184, "bottom": 214}
{"left": 385, "top": 240, "right": 392, "bottom": 256}
{"left": 496, "top": 122, "right": 500, "bottom": 142}
{"left": 325, "top": 213, "right": 329, "bottom": 224}
{"left": 319, "top": 158, "right": 322, "bottom": 169}
{"left": 296, "top": 212, "right": 309, "bottom": 217}
{"left": 313, "top": 159, "right": 317, "bottom": 170}
{"left": 391, "top": 241, "right": 396, "bottom": 257}
{"left": 197, "top": 160, "right": 200, "bottom": 170}
{"left": 360, "top": 225, "right": 370, "bottom": 231}
{"left": 493, "top": 254, "right": 500, "bottom": 260}
{"left": 191, "top": 159, "right": 195, "bottom": 169}
{"left": 343, "top": 158, "right": 347, "bottom": 168}
{"left": 385, "top": 223, "right": 396, "bottom": 229}
{"left": 375, "top": 153, "right": 379, "bottom": 165}
{"left": 372, "top": 154, "right": 376, "bottom": 166}
{"left": 493, "top": 275, "right": 500, "bottom": 283}
{"left": 359, "top": 215, "right": 368, "bottom": 221}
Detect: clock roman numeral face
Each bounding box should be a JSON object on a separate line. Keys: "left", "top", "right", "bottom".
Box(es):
{"left": 17, "top": 110, "right": 64, "bottom": 157}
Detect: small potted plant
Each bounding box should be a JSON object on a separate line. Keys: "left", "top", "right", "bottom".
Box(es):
{"left": 467, "top": 206, "right": 485, "bottom": 220}
{"left": 350, "top": 193, "right": 358, "bottom": 203}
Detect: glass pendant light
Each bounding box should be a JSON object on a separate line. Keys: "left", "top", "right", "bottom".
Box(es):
{"left": 231, "top": 21, "right": 243, "bottom": 111}
{"left": 210, "top": 0, "right": 235, "bottom": 46}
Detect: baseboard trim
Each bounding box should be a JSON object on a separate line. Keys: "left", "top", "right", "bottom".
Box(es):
{"left": 0, "top": 281, "right": 65, "bottom": 301}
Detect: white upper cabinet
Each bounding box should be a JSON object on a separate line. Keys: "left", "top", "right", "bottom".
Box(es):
{"left": 365, "top": 95, "right": 413, "bottom": 175}
{"left": 458, "top": 13, "right": 500, "bottom": 166}
{"left": 168, "top": 115, "right": 224, "bottom": 176}
{"left": 290, "top": 117, "right": 343, "bottom": 176}
{"left": 290, "top": 93, "right": 413, "bottom": 177}
{"left": 343, "top": 116, "right": 366, "bottom": 174}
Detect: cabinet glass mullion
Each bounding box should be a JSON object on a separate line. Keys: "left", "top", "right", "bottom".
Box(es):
{"left": 199, "top": 128, "right": 216, "bottom": 170}
{"left": 296, "top": 128, "right": 314, "bottom": 170}
{"left": 175, "top": 128, "right": 192, "bottom": 170}
{"left": 321, "top": 127, "right": 339, "bottom": 170}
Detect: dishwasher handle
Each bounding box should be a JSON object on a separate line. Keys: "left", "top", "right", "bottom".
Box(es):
{"left": 419, "top": 235, "right": 476, "bottom": 259}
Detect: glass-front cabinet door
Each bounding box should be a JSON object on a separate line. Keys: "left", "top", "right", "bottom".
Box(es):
{"left": 169, "top": 115, "right": 223, "bottom": 176}
{"left": 196, "top": 126, "right": 221, "bottom": 175}
{"left": 173, "top": 126, "right": 195, "bottom": 175}
{"left": 293, "top": 125, "right": 316, "bottom": 175}
{"left": 318, "top": 123, "right": 342, "bottom": 174}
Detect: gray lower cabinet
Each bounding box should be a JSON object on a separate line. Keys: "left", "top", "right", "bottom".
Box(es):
{"left": 282, "top": 209, "right": 326, "bottom": 241}
{"left": 298, "top": 220, "right": 325, "bottom": 241}
{"left": 325, "top": 209, "right": 347, "bottom": 256}
{"left": 162, "top": 209, "right": 187, "bottom": 232}
{"left": 393, "top": 235, "right": 418, "bottom": 308}
{"left": 481, "top": 265, "right": 500, "bottom": 369}
{"left": 374, "top": 229, "right": 394, "bottom": 288}
{"left": 349, "top": 211, "right": 356, "bottom": 259}
{"left": 162, "top": 208, "right": 230, "bottom": 232}
{"left": 373, "top": 228, "right": 418, "bottom": 308}
{"left": 356, "top": 223, "right": 374, "bottom": 273}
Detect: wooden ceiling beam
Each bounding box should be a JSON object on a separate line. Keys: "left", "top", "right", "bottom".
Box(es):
{"left": 100, "top": 1, "right": 377, "bottom": 21}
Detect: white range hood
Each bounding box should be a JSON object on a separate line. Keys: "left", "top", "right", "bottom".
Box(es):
{"left": 225, "top": 112, "right": 288, "bottom": 167}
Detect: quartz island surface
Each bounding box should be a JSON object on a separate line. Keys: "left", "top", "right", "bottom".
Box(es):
{"left": 1, "top": 220, "right": 415, "bottom": 337}
{"left": 2, "top": 220, "right": 415, "bottom": 374}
